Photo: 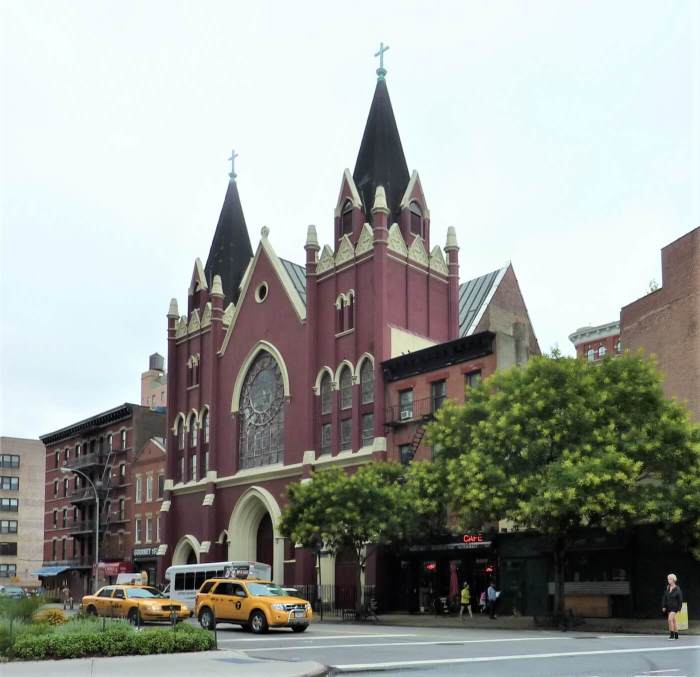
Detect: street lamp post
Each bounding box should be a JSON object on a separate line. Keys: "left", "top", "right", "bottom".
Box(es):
{"left": 60, "top": 467, "right": 101, "bottom": 592}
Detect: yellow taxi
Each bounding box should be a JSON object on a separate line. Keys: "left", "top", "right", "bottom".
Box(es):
{"left": 81, "top": 584, "right": 192, "bottom": 625}
{"left": 195, "top": 579, "right": 312, "bottom": 634}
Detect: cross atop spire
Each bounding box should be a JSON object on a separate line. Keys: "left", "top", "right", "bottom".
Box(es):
{"left": 228, "top": 149, "right": 239, "bottom": 181}
{"left": 374, "top": 42, "right": 389, "bottom": 80}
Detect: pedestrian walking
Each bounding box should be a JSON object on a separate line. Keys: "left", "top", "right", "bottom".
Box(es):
{"left": 487, "top": 581, "right": 498, "bottom": 619}
{"left": 661, "top": 573, "right": 683, "bottom": 640}
{"left": 479, "top": 590, "right": 487, "bottom": 614}
{"left": 61, "top": 583, "right": 70, "bottom": 610}
{"left": 459, "top": 582, "right": 472, "bottom": 619}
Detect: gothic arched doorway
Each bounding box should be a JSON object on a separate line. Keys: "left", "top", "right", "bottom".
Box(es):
{"left": 172, "top": 535, "right": 200, "bottom": 566}
{"left": 256, "top": 513, "right": 273, "bottom": 568}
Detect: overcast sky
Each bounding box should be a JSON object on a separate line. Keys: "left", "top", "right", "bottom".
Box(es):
{"left": 1, "top": 1, "right": 698, "bottom": 438}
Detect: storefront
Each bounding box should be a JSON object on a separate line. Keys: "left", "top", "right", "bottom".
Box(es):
{"left": 386, "top": 533, "right": 497, "bottom": 613}
{"left": 132, "top": 547, "right": 160, "bottom": 586}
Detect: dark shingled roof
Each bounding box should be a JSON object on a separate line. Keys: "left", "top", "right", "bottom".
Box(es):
{"left": 204, "top": 179, "right": 254, "bottom": 305}
{"left": 353, "top": 79, "right": 410, "bottom": 221}
{"left": 459, "top": 266, "right": 508, "bottom": 337}
{"left": 280, "top": 258, "right": 307, "bottom": 307}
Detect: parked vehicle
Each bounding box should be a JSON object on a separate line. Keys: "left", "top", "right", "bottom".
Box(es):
{"left": 195, "top": 578, "right": 312, "bottom": 634}
{"left": 80, "top": 585, "right": 191, "bottom": 625}
{"left": 0, "top": 585, "right": 26, "bottom": 599}
{"left": 164, "top": 560, "right": 272, "bottom": 608}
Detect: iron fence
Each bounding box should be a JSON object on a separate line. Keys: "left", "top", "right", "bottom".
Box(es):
{"left": 290, "top": 584, "right": 378, "bottom": 616}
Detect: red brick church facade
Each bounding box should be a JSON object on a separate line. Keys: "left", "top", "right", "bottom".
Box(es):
{"left": 159, "top": 69, "right": 538, "bottom": 590}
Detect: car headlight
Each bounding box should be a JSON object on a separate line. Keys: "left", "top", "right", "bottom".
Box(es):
{"left": 305, "top": 604, "right": 311, "bottom": 611}
{"left": 271, "top": 603, "right": 286, "bottom": 611}
{"left": 148, "top": 604, "right": 161, "bottom": 612}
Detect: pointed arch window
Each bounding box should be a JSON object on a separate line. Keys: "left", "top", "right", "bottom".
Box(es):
{"left": 341, "top": 200, "right": 353, "bottom": 235}
{"left": 347, "top": 291, "right": 355, "bottom": 331}
{"left": 238, "top": 352, "right": 285, "bottom": 469}
{"left": 360, "top": 360, "right": 374, "bottom": 405}
{"left": 202, "top": 410, "right": 210, "bottom": 445}
{"left": 336, "top": 295, "right": 346, "bottom": 333}
{"left": 189, "top": 413, "right": 198, "bottom": 447}
{"left": 176, "top": 418, "right": 185, "bottom": 451}
{"left": 410, "top": 201, "right": 423, "bottom": 237}
{"left": 339, "top": 366, "right": 353, "bottom": 410}
{"left": 320, "top": 373, "right": 332, "bottom": 415}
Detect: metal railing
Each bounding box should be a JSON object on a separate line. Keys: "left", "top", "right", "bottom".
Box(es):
{"left": 385, "top": 397, "right": 443, "bottom": 425}
{"left": 291, "top": 584, "right": 378, "bottom": 615}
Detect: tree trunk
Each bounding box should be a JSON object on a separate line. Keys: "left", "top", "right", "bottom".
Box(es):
{"left": 356, "top": 545, "right": 366, "bottom": 614}
{"left": 553, "top": 540, "right": 566, "bottom": 623}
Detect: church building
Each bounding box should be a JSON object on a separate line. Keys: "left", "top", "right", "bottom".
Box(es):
{"left": 160, "top": 60, "right": 539, "bottom": 599}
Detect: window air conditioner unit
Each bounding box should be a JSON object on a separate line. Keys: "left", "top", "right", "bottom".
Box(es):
{"left": 400, "top": 410, "right": 412, "bottom": 421}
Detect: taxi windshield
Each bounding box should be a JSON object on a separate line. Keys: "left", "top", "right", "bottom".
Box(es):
{"left": 125, "top": 587, "right": 163, "bottom": 599}
{"left": 246, "top": 582, "right": 285, "bottom": 597}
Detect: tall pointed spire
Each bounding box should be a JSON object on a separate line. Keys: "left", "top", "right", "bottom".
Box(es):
{"left": 204, "top": 163, "right": 254, "bottom": 305}
{"left": 352, "top": 72, "right": 409, "bottom": 221}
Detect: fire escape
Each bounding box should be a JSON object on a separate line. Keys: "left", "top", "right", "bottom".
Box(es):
{"left": 385, "top": 396, "right": 443, "bottom": 464}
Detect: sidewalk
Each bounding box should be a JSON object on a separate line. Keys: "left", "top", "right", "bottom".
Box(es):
{"left": 0, "top": 650, "right": 327, "bottom": 676}
{"left": 315, "top": 612, "right": 699, "bottom": 635}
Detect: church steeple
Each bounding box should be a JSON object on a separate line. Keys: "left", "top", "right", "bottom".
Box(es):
{"left": 204, "top": 158, "right": 254, "bottom": 305}
{"left": 352, "top": 58, "right": 409, "bottom": 221}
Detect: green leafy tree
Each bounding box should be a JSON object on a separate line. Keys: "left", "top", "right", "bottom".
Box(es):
{"left": 428, "top": 353, "right": 700, "bottom": 618}
{"left": 279, "top": 463, "right": 406, "bottom": 610}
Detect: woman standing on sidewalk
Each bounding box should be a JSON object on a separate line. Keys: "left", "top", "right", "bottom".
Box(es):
{"left": 661, "top": 573, "right": 683, "bottom": 640}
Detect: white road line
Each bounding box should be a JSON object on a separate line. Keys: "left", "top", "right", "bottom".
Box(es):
{"left": 217, "top": 633, "right": 417, "bottom": 643}
{"left": 239, "top": 636, "right": 573, "bottom": 652}
{"left": 641, "top": 670, "right": 682, "bottom": 674}
{"left": 333, "top": 644, "right": 700, "bottom": 671}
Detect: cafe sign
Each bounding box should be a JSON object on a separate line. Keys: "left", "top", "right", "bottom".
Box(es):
{"left": 133, "top": 547, "right": 159, "bottom": 558}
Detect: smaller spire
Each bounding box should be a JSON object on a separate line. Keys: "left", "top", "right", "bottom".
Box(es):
{"left": 371, "top": 186, "right": 390, "bottom": 215}
{"left": 228, "top": 149, "right": 239, "bottom": 182}
{"left": 211, "top": 275, "right": 224, "bottom": 298}
{"left": 261, "top": 225, "right": 270, "bottom": 239}
{"left": 445, "top": 226, "right": 459, "bottom": 251}
{"left": 374, "top": 42, "right": 389, "bottom": 81}
{"left": 305, "top": 224, "right": 319, "bottom": 249}
{"left": 167, "top": 298, "right": 179, "bottom": 318}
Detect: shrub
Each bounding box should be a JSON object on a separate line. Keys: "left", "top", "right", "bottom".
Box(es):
{"left": 34, "top": 608, "right": 68, "bottom": 626}
{"left": 0, "top": 595, "right": 44, "bottom": 622}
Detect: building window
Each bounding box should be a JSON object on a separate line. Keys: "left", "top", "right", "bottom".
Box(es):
{"left": 179, "top": 457, "right": 185, "bottom": 483}
{"left": 399, "top": 444, "right": 412, "bottom": 465}
{"left": 145, "top": 517, "right": 152, "bottom": 543}
{"left": 0, "top": 520, "right": 18, "bottom": 534}
{"left": 202, "top": 410, "right": 210, "bottom": 444}
{"left": 51, "top": 540, "right": 56, "bottom": 560}
{"left": 54, "top": 451, "right": 60, "bottom": 468}
{"left": 135, "top": 519, "right": 141, "bottom": 544}
{"left": 339, "top": 366, "right": 353, "bottom": 410}
{"left": 340, "top": 418, "right": 352, "bottom": 451}
{"left": 156, "top": 515, "right": 161, "bottom": 543}
{"left": 238, "top": 351, "right": 285, "bottom": 469}
{"left": 431, "top": 380, "right": 447, "bottom": 412}
{"left": 177, "top": 418, "right": 185, "bottom": 451}
{"left": 0, "top": 542, "right": 18, "bottom": 556}
{"left": 63, "top": 478, "right": 69, "bottom": 497}
{"left": 135, "top": 477, "right": 142, "bottom": 503}
{"left": 119, "top": 499, "right": 125, "bottom": 521}
{"left": 121, "top": 430, "right": 127, "bottom": 450}
{"left": 61, "top": 538, "right": 66, "bottom": 560}
{"left": 399, "top": 389, "right": 414, "bottom": 420}
{"left": 119, "top": 463, "right": 126, "bottom": 482}
{"left": 157, "top": 475, "right": 165, "bottom": 499}
{"left": 598, "top": 345, "right": 607, "bottom": 358}
{"left": 341, "top": 200, "right": 353, "bottom": 235}
{"left": 0, "top": 498, "right": 18, "bottom": 512}
{"left": 465, "top": 371, "right": 482, "bottom": 392}
{"left": 0, "top": 564, "right": 17, "bottom": 578}
{"left": 409, "top": 202, "right": 423, "bottom": 237}
{"left": 586, "top": 348, "right": 595, "bottom": 362}
{"left": 320, "top": 373, "right": 332, "bottom": 415}
{"left": 53, "top": 480, "right": 59, "bottom": 497}
{"left": 190, "top": 454, "right": 197, "bottom": 481}
{"left": 0, "top": 477, "right": 19, "bottom": 491}
{"left": 615, "top": 338, "right": 621, "bottom": 353}
{"left": 52, "top": 510, "right": 57, "bottom": 528}
{"left": 75, "top": 443, "right": 80, "bottom": 457}
{"left": 0, "top": 455, "right": 20, "bottom": 469}
{"left": 62, "top": 508, "right": 67, "bottom": 528}
{"left": 336, "top": 296, "right": 345, "bottom": 333}
{"left": 189, "top": 414, "right": 198, "bottom": 447}
{"left": 146, "top": 476, "right": 153, "bottom": 502}
{"left": 361, "top": 413, "right": 374, "bottom": 447}
{"left": 320, "top": 423, "right": 332, "bottom": 455}
{"left": 360, "top": 360, "right": 374, "bottom": 404}
{"left": 107, "top": 434, "right": 112, "bottom": 451}
{"left": 346, "top": 292, "right": 355, "bottom": 331}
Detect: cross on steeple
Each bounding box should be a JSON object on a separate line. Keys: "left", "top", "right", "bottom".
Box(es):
{"left": 228, "top": 149, "right": 239, "bottom": 181}
{"left": 374, "top": 42, "right": 389, "bottom": 80}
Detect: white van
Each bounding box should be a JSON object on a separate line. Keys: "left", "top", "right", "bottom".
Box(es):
{"left": 164, "top": 561, "right": 272, "bottom": 608}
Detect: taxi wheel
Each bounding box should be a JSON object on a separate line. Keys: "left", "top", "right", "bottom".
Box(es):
{"left": 86, "top": 605, "right": 97, "bottom": 617}
{"left": 198, "top": 608, "right": 215, "bottom": 631}
{"left": 249, "top": 611, "right": 268, "bottom": 634}
{"left": 127, "top": 608, "right": 142, "bottom": 626}
{"left": 291, "top": 625, "right": 308, "bottom": 633}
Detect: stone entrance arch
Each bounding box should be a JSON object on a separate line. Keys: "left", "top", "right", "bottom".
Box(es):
{"left": 172, "top": 534, "right": 200, "bottom": 565}
{"left": 228, "top": 486, "right": 284, "bottom": 584}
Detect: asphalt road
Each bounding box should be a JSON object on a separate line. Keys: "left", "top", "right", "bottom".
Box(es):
{"left": 211, "top": 621, "right": 700, "bottom": 677}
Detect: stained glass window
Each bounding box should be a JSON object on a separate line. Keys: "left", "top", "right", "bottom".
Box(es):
{"left": 339, "top": 367, "right": 352, "bottom": 410}
{"left": 239, "top": 352, "right": 285, "bottom": 469}
{"left": 320, "top": 373, "right": 332, "bottom": 415}
{"left": 360, "top": 360, "right": 374, "bottom": 404}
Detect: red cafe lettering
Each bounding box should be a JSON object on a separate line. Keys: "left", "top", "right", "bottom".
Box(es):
{"left": 462, "top": 534, "right": 484, "bottom": 544}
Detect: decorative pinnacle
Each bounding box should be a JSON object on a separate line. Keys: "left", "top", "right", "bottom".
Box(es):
{"left": 211, "top": 275, "right": 224, "bottom": 297}
{"left": 261, "top": 225, "right": 270, "bottom": 239}
{"left": 371, "top": 185, "right": 390, "bottom": 215}
{"left": 445, "top": 226, "right": 459, "bottom": 251}
{"left": 228, "top": 149, "right": 238, "bottom": 181}
{"left": 167, "top": 298, "right": 179, "bottom": 318}
{"left": 305, "top": 224, "right": 319, "bottom": 249}
{"left": 374, "top": 42, "right": 389, "bottom": 80}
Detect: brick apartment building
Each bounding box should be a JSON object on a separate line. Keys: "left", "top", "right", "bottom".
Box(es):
{"left": 568, "top": 321, "right": 622, "bottom": 362}
{"left": 141, "top": 353, "right": 167, "bottom": 410}
{"left": 0, "top": 437, "right": 45, "bottom": 587}
{"left": 131, "top": 437, "right": 166, "bottom": 584}
{"left": 38, "top": 404, "right": 165, "bottom": 599}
